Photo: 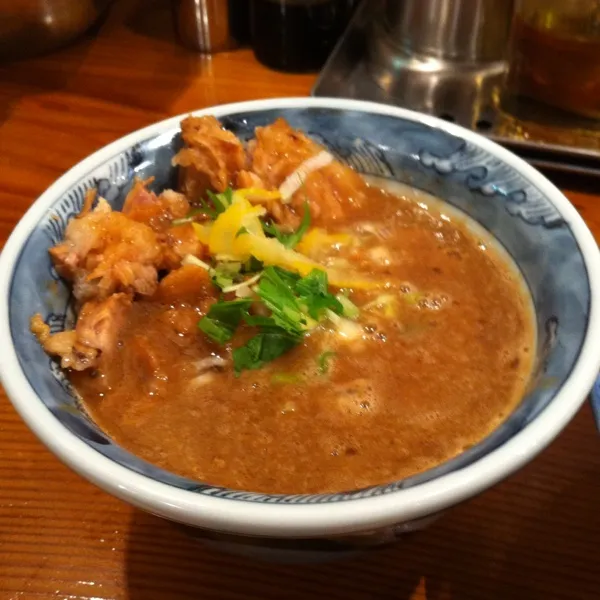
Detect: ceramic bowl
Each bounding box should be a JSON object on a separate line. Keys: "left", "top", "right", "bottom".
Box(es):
{"left": 2, "top": 98, "right": 600, "bottom": 561}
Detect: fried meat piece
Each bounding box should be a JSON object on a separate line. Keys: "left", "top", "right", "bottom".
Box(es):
{"left": 49, "top": 198, "right": 164, "bottom": 302}
{"left": 248, "top": 118, "right": 368, "bottom": 229}
{"left": 173, "top": 116, "right": 246, "bottom": 200}
{"left": 31, "top": 293, "right": 131, "bottom": 371}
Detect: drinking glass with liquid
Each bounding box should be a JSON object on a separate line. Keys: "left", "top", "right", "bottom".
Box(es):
{"left": 504, "top": 0, "right": 600, "bottom": 121}
{"left": 251, "top": 0, "right": 357, "bottom": 72}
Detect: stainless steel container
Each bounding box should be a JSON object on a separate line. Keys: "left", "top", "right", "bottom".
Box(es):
{"left": 0, "top": 0, "right": 112, "bottom": 61}
{"left": 368, "top": 0, "right": 514, "bottom": 127}
{"left": 383, "top": 0, "right": 513, "bottom": 62}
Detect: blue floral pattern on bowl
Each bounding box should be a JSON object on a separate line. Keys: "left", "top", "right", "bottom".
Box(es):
{"left": 9, "top": 107, "right": 590, "bottom": 504}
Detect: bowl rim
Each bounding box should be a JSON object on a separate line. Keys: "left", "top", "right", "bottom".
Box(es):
{"left": 1, "top": 97, "right": 600, "bottom": 537}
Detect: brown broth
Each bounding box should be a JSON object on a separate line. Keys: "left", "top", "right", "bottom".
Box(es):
{"left": 72, "top": 183, "right": 535, "bottom": 494}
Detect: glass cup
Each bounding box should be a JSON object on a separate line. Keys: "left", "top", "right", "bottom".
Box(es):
{"left": 497, "top": 0, "right": 600, "bottom": 148}
{"left": 507, "top": 0, "right": 600, "bottom": 119}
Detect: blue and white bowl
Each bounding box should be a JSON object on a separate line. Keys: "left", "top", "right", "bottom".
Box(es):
{"left": 2, "top": 98, "right": 600, "bottom": 560}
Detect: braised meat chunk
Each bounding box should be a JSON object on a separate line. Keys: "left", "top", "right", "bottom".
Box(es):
{"left": 248, "top": 118, "right": 368, "bottom": 228}
{"left": 49, "top": 198, "right": 164, "bottom": 303}
{"left": 173, "top": 116, "right": 246, "bottom": 200}
{"left": 123, "top": 179, "right": 190, "bottom": 232}
{"left": 31, "top": 293, "right": 131, "bottom": 371}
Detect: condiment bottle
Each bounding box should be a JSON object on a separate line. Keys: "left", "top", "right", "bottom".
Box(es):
{"left": 250, "top": 0, "right": 357, "bottom": 72}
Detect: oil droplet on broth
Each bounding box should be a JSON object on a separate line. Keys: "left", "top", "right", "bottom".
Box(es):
{"left": 281, "top": 400, "right": 296, "bottom": 415}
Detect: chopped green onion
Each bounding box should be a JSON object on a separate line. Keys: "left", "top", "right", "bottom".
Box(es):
{"left": 207, "top": 188, "right": 233, "bottom": 215}
{"left": 182, "top": 255, "right": 211, "bottom": 270}
{"left": 171, "top": 217, "right": 193, "bottom": 226}
{"left": 363, "top": 294, "right": 396, "bottom": 311}
{"left": 256, "top": 267, "right": 307, "bottom": 336}
{"left": 172, "top": 206, "right": 215, "bottom": 226}
{"left": 336, "top": 294, "right": 359, "bottom": 320}
{"left": 295, "top": 268, "right": 328, "bottom": 297}
{"left": 271, "top": 373, "right": 304, "bottom": 384}
{"left": 317, "top": 351, "right": 337, "bottom": 375}
{"left": 210, "top": 261, "right": 242, "bottom": 290}
{"left": 182, "top": 255, "right": 240, "bottom": 290}
{"left": 295, "top": 269, "right": 344, "bottom": 320}
{"left": 182, "top": 189, "right": 232, "bottom": 223}
{"left": 198, "top": 263, "right": 362, "bottom": 374}
{"left": 233, "top": 329, "right": 298, "bottom": 375}
{"left": 198, "top": 299, "right": 252, "bottom": 344}
{"left": 262, "top": 201, "right": 311, "bottom": 249}
{"left": 242, "top": 256, "right": 264, "bottom": 273}
{"left": 221, "top": 272, "right": 262, "bottom": 294}
{"left": 326, "top": 309, "right": 364, "bottom": 339}
{"left": 242, "top": 313, "right": 277, "bottom": 328}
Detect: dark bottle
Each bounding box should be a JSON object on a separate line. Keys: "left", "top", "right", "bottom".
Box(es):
{"left": 230, "top": 0, "right": 252, "bottom": 46}
{"left": 251, "top": 0, "right": 357, "bottom": 73}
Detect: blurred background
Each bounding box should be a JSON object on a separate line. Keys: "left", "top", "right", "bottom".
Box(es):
{"left": 1, "top": 0, "right": 599, "bottom": 180}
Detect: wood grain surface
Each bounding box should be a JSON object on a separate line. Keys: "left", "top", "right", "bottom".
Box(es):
{"left": 1, "top": 2, "right": 599, "bottom": 598}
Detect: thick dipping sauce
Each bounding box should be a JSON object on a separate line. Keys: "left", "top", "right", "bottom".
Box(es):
{"left": 72, "top": 181, "right": 535, "bottom": 494}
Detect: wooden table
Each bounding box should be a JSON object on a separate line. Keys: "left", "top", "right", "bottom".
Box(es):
{"left": 1, "top": 2, "right": 599, "bottom": 598}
